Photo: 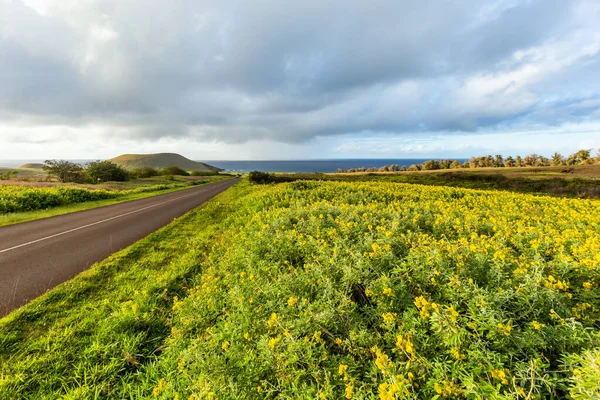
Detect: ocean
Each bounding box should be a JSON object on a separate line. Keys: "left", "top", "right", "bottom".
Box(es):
{"left": 1, "top": 159, "right": 464, "bottom": 173}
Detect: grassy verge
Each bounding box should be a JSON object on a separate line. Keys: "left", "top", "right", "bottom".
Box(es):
{"left": 1, "top": 180, "right": 599, "bottom": 398}
{"left": 0, "top": 180, "right": 250, "bottom": 399}
{"left": 0, "top": 177, "right": 227, "bottom": 228}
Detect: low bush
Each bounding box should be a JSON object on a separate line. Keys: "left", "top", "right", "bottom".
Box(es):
{"left": 131, "top": 167, "right": 160, "bottom": 178}
{"left": 0, "top": 186, "right": 119, "bottom": 213}
{"left": 0, "top": 182, "right": 195, "bottom": 214}
{"left": 190, "top": 170, "right": 219, "bottom": 176}
{"left": 160, "top": 166, "right": 190, "bottom": 176}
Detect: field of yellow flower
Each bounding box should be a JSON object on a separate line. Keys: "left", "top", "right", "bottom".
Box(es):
{"left": 1, "top": 180, "right": 598, "bottom": 399}
{"left": 150, "top": 181, "right": 599, "bottom": 399}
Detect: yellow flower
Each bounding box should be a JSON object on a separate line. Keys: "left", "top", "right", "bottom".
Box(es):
{"left": 374, "top": 349, "right": 394, "bottom": 373}
{"left": 267, "top": 313, "right": 278, "bottom": 328}
{"left": 448, "top": 305, "right": 459, "bottom": 322}
{"left": 338, "top": 364, "right": 349, "bottom": 376}
{"left": 497, "top": 323, "right": 512, "bottom": 336}
{"left": 450, "top": 346, "right": 465, "bottom": 360}
{"left": 532, "top": 321, "right": 543, "bottom": 330}
{"left": 382, "top": 312, "right": 396, "bottom": 324}
{"left": 378, "top": 382, "right": 399, "bottom": 400}
{"left": 287, "top": 296, "right": 299, "bottom": 307}
{"left": 414, "top": 296, "right": 429, "bottom": 309}
{"left": 268, "top": 336, "right": 281, "bottom": 349}
{"left": 221, "top": 341, "right": 230, "bottom": 350}
{"left": 345, "top": 384, "right": 354, "bottom": 399}
{"left": 313, "top": 331, "right": 323, "bottom": 343}
{"left": 395, "top": 334, "right": 415, "bottom": 356}
{"left": 152, "top": 378, "right": 167, "bottom": 398}
{"left": 382, "top": 287, "right": 393, "bottom": 296}
{"left": 491, "top": 369, "right": 508, "bottom": 385}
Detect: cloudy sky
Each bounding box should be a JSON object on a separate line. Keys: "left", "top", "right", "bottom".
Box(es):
{"left": 1, "top": 0, "right": 600, "bottom": 160}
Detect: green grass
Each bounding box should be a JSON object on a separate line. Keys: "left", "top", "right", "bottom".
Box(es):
{"left": 1, "top": 179, "right": 599, "bottom": 398}
{"left": 0, "top": 177, "right": 226, "bottom": 228}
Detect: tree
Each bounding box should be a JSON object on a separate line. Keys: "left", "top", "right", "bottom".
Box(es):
{"left": 515, "top": 156, "right": 523, "bottom": 167}
{"left": 439, "top": 159, "right": 453, "bottom": 169}
{"left": 421, "top": 160, "right": 440, "bottom": 170}
{"left": 86, "top": 161, "right": 129, "bottom": 183}
{"left": 494, "top": 155, "right": 504, "bottom": 167}
{"left": 537, "top": 156, "right": 550, "bottom": 166}
{"left": 567, "top": 149, "right": 591, "bottom": 165}
{"left": 522, "top": 153, "right": 539, "bottom": 166}
{"left": 504, "top": 156, "right": 516, "bottom": 167}
{"left": 551, "top": 152, "right": 565, "bottom": 166}
{"left": 450, "top": 160, "right": 460, "bottom": 169}
{"left": 43, "top": 160, "right": 84, "bottom": 183}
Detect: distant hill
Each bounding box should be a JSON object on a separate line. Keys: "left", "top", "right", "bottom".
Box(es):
{"left": 108, "top": 153, "right": 221, "bottom": 172}
{"left": 18, "top": 163, "right": 47, "bottom": 169}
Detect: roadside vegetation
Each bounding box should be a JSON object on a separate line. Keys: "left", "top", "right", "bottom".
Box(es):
{"left": 0, "top": 176, "right": 227, "bottom": 228}
{"left": 1, "top": 179, "right": 598, "bottom": 399}
{"left": 0, "top": 158, "right": 231, "bottom": 225}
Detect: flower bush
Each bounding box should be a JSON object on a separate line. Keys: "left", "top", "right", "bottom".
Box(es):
{"left": 150, "top": 181, "right": 600, "bottom": 399}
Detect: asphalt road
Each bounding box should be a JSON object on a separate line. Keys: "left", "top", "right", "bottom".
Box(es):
{"left": 0, "top": 178, "right": 239, "bottom": 317}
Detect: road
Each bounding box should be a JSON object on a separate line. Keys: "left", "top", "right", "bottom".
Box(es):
{"left": 0, "top": 178, "right": 239, "bottom": 317}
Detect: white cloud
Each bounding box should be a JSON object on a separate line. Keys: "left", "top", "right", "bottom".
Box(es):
{"left": 0, "top": 0, "right": 599, "bottom": 159}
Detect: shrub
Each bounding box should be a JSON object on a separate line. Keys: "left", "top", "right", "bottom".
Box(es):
{"left": 131, "top": 166, "right": 160, "bottom": 178}
{"left": 248, "top": 171, "right": 275, "bottom": 184}
{"left": 190, "top": 170, "right": 218, "bottom": 176}
{"left": 0, "top": 185, "right": 120, "bottom": 213}
{"left": 158, "top": 181, "right": 600, "bottom": 399}
{"left": 160, "top": 166, "right": 190, "bottom": 176}
{"left": 86, "top": 161, "right": 130, "bottom": 183}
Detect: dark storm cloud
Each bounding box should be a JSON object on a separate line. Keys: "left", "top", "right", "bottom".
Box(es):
{"left": 0, "top": 0, "right": 599, "bottom": 143}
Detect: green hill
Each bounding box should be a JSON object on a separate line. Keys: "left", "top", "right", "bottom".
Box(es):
{"left": 108, "top": 153, "right": 221, "bottom": 172}
{"left": 18, "top": 163, "right": 47, "bottom": 169}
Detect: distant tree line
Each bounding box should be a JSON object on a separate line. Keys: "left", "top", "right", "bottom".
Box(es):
{"left": 337, "top": 149, "right": 600, "bottom": 173}
{"left": 42, "top": 160, "right": 214, "bottom": 183}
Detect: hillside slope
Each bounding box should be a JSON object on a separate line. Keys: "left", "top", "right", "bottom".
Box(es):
{"left": 108, "top": 153, "right": 221, "bottom": 172}
{"left": 17, "top": 163, "right": 47, "bottom": 169}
